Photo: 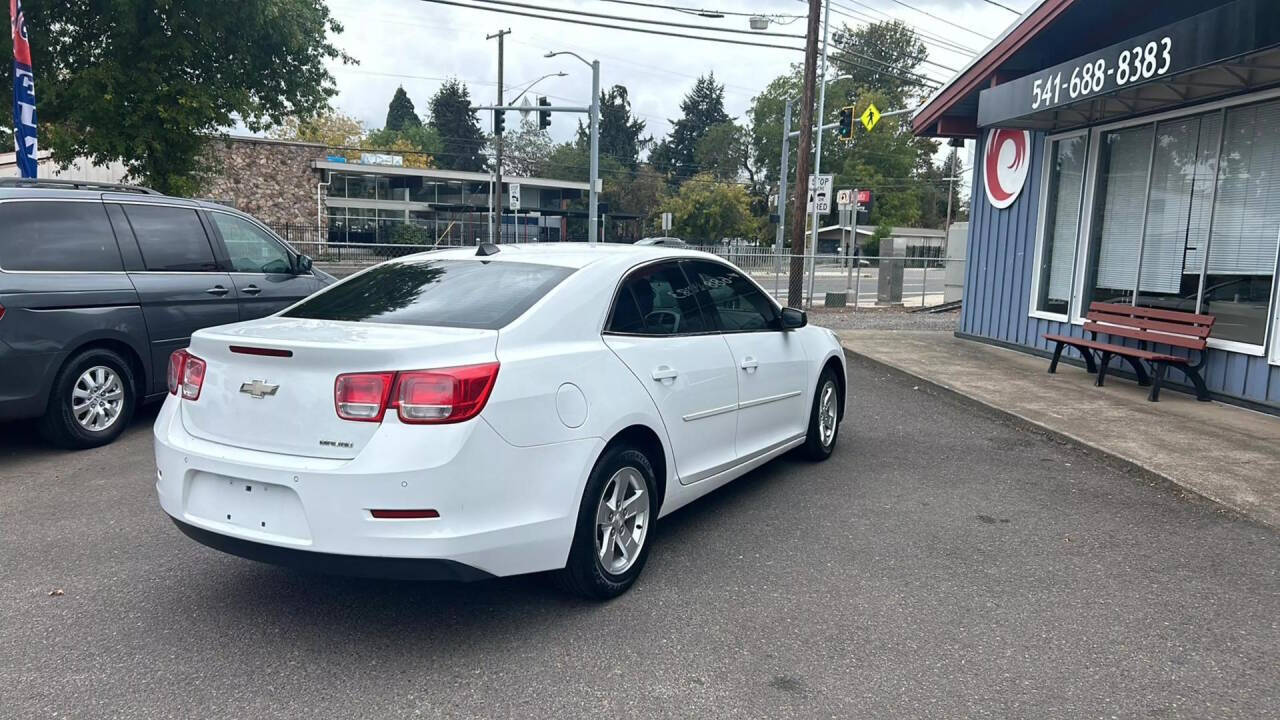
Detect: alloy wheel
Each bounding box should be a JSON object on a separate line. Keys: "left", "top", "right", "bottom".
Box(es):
{"left": 72, "top": 366, "right": 125, "bottom": 432}
{"left": 818, "top": 380, "right": 838, "bottom": 447}
{"left": 594, "top": 466, "right": 650, "bottom": 575}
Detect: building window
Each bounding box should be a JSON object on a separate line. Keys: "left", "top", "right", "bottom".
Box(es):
{"left": 1032, "top": 133, "right": 1088, "bottom": 317}
{"left": 1071, "top": 94, "right": 1280, "bottom": 353}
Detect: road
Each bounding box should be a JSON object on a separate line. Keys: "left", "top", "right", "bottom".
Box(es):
{"left": 2, "top": 357, "right": 1277, "bottom": 719}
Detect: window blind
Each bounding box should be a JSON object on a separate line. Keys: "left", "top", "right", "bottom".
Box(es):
{"left": 1139, "top": 117, "right": 1215, "bottom": 294}
{"left": 1208, "top": 99, "right": 1280, "bottom": 276}
{"left": 1046, "top": 137, "right": 1086, "bottom": 301}
{"left": 1093, "top": 126, "right": 1153, "bottom": 291}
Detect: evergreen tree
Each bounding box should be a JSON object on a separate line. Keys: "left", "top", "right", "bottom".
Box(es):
{"left": 384, "top": 86, "right": 422, "bottom": 131}
{"left": 651, "top": 74, "right": 730, "bottom": 182}
{"left": 575, "top": 85, "right": 649, "bottom": 168}
{"left": 428, "top": 78, "right": 487, "bottom": 172}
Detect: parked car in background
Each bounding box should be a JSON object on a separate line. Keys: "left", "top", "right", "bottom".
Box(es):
{"left": 154, "top": 243, "right": 846, "bottom": 599}
{"left": 0, "top": 178, "right": 332, "bottom": 449}
{"left": 636, "top": 236, "right": 689, "bottom": 247}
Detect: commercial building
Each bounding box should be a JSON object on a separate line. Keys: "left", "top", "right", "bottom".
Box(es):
{"left": 915, "top": 0, "right": 1280, "bottom": 412}
{"left": 201, "top": 136, "right": 601, "bottom": 245}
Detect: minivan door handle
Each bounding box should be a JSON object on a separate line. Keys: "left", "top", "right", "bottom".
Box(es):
{"left": 205, "top": 285, "right": 230, "bottom": 296}
{"left": 241, "top": 285, "right": 262, "bottom": 295}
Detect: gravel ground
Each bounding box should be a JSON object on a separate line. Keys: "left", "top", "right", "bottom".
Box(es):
{"left": 808, "top": 306, "right": 961, "bottom": 332}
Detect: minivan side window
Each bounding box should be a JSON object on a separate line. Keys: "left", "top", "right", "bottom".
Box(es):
{"left": 210, "top": 212, "right": 293, "bottom": 274}
{"left": 681, "top": 260, "right": 779, "bottom": 332}
{"left": 606, "top": 262, "right": 713, "bottom": 335}
{"left": 0, "top": 201, "right": 124, "bottom": 272}
{"left": 122, "top": 204, "right": 219, "bottom": 272}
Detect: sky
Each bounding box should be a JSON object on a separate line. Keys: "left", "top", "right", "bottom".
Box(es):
{"left": 320, "top": 0, "right": 1035, "bottom": 191}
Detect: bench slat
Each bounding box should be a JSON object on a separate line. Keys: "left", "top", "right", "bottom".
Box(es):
{"left": 1083, "top": 322, "right": 1207, "bottom": 351}
{"left": 1089, "top": 301, "right": 1215, "bottom": 327}
{"left": 1043, "top": 334, "right": 1186, "bottom": 363}
{"left": 1086, "top": 311, "right": 1212, "bottom": 338}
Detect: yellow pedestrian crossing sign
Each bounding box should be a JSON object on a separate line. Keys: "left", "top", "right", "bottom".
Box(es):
{"left": 860, "top": 104, "right": 881, "bottom": 132}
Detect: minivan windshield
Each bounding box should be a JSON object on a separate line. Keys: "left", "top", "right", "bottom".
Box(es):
{"left": 281, "top": 258, "right": 573, "bottom": 330}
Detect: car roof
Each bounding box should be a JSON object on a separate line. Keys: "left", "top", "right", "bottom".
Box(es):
{"left": 397, "top": 242, "right": 723, "bottom": 271}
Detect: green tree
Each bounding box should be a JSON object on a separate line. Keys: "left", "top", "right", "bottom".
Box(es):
{"left": 651, "top": 74, "right": 730, "bottom": 181}
{"left": 384, "top": 86, "right": 422, "bottom": 131}
{"left": 694, "top": 121, "right": 751, "bottom": 182}
{"left": 366, "top": 124, "right": 442, "bottom": 167}
{"left": 429, "top": 78, "right": 487, "bottom": 171}
{"left": 0, "top": 0, "right": 349, "bottom": 195}
{"left": 831, "top": 20, "right": 931, "bottom": 109}
{"left": 658, "top": 173, "right": 759, "bottom": 244}
{"left": 270, "top": 111, "right": 365, "bottom": 147}
{"left": 576, "top": 85, "right": 649, "bottom": 168}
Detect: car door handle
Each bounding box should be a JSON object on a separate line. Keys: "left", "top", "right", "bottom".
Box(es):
{"left": 205, "top": 285, "right": 229, "bottom": 296}
{"left": 740, "top": 356, "right": 759, "bottom": 372}
{"left": 651, "top": 365, "right": 679, "bottom": 382}
{"left": 241, "top": 285, "right": 262, "bottom": 295}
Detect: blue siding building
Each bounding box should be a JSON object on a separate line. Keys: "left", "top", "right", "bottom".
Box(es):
{"left": 914, "top": 0, "right": 1280, "bottom": 413}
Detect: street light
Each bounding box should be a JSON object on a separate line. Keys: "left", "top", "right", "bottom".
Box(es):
{"left": 507, "top": 71, "right": 567, "bottom": 106}
{"left": 546, "top": 50, "right": 601, "bottom": 245}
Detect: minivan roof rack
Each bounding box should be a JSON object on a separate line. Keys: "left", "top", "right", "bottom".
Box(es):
{"left": 0, "top": 177, "right": 162, "bottom": 195}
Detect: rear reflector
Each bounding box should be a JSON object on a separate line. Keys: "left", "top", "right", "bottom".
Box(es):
{"left": 230, "top": 345, "right": 293, "bottom": 358}
{"left": 370, "top": 509, "right": 440, "bottom": 519}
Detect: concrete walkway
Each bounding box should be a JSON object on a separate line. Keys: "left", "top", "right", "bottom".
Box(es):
{"left": 838, "top": 330, "right": 1280, "bottom": 529}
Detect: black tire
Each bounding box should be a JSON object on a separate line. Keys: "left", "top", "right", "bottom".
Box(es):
{"left": 800, "top": 367, "right": 842, "bottom": 461}
{"left": 38, "top": 347, "right": 137, "bottom": 450}
{"left": 557, "top": 444, "right": 658, "bottom": 600}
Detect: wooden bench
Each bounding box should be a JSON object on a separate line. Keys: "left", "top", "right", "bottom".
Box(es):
{"left": 1043, "top": 302, "right": 1215, "bottom": 402}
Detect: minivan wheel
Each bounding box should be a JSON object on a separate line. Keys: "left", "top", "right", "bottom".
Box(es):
{"left": 39, "top": 348, "right": 137, "bottom": 449}
{"left": 557, "top": 444, "right": 657, "bottom": 600}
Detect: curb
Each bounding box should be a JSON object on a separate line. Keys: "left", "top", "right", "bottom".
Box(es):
{"left": 840, "top": 346, "right": 1267, "bottom": 528}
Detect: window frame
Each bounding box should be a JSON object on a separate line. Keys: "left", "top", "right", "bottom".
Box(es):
{"left": 205, "top": 208, "right": 299, "bottom": 276}
{"left": 1066, "top": 86, "right": 1280, "bottom": 359}
{"left": 678, "top": 258, "right": 783, "bottom": 334}
{"left": 601, "top": 258, "right": 721, "bottom": 338}
{"left": 1028, "top": 129, "right": 1090, "bottom": 323}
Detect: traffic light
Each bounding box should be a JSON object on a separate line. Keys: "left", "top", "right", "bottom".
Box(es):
{"left": 494, "top": 109, "right": 506, "bottom": 135}
{"left": 838, "top": 106, "right": 854, "bottom": 139}
{"left": 538, "top": 97, "right": 551, "bottom": 130}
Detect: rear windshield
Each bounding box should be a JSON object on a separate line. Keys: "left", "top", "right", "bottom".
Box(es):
{"left": 282, "top": 258, "right": 573, "bottom": 330}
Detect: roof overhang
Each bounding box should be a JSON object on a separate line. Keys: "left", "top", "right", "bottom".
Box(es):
{"left": 977, "top": 0, "right": 1280, "bottom": 131}
{"left": 312, "top": 160, "right": 597, "bottom": 192}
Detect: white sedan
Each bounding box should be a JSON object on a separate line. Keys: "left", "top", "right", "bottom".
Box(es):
{"left": 154, "top": 243, "right": 846, "bottom": 599}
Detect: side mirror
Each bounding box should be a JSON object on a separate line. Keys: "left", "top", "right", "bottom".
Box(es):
{"left": 780, "top": 307, "right": 807, "bottom": 329}
{"left": 295, "top": 254, "right": 314, "bottom": 274}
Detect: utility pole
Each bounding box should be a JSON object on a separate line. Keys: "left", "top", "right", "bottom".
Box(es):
{"left": 787, "top": 0, "right": 822, "bottom": 308}
{"left": 487, "top": 28, "right": 511, "bottom": 243}
{"left": 588, "top": 58, "right": 600, "bottom": 244}
{"left": 774, "top": 98, "right": 792, "bottom": 298}
{"left": 807, "top": 0, "right": 832, "bottom": 308}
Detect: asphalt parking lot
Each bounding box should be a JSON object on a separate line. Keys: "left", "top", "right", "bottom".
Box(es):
{"left": 2, "top": 356, "right": 1277, "bottom": 719}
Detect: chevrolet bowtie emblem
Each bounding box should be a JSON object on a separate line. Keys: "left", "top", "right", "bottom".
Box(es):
{"left": 239, "top": 380, "right": 279, "bottom": 399}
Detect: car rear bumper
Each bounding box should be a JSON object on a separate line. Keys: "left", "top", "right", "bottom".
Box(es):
{"left": 153, "top": 395, "right": 601, "bottom": 578}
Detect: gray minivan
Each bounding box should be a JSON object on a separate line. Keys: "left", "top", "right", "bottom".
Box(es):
{"left": 0, "top": 179, "right": 333, "bottom": 448}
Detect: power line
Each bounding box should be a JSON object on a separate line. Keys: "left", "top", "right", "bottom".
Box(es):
{"left": 415, "top": 0, "right": 805, "bottom": 51}
{"left": 880, "top": 0, "right": 995, "bottom": 42}
{"left": 597, "top": 0, "right": 804, "bottom": 21}
{"left": 829, "top": 0, "right": 982, "bottom": 55}
{"left": 464, "top": 0, "right": 805, "bottom": 38}
{"left": 980, "top": 0, "right": 1024, "bottom": 14}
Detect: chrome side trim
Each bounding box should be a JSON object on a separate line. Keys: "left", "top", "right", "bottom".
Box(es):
{"left": 679, "top": 433, "right": 806, "bottom": 485}
{"left": 681, "top": 403, "right": 737, "bottom": 422}
{"left": 737, "top": 389, "right": 802, "bottom": 410}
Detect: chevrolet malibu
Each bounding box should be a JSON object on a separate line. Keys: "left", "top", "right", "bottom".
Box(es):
{"left": 154, "top": 244, "right": 846, "bottom": 599}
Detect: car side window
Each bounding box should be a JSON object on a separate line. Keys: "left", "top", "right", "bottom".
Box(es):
{"left": 210, "top": 212, "right": 293, "bottom": 274}
{"left": 0, "top": 201, "right": 124, "bottom": 272}
{"left": 122, "top": 204, "right": 219, "bottom": 272}
{"left": 681, "top": 260, "right": 780, "bottom": 332}
{"left": 607, "top": 262, "right": 713, "bottom": 335}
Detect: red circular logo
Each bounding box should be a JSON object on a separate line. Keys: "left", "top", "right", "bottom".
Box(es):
{"left": 983, "top": 128, "right": 1031, "bottom": 209}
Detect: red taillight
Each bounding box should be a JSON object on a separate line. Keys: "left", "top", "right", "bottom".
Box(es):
{"left": 167, "top": 349, "right": 206, "bottom": 400}
{"left": 333, "top": 363, "right": 500, "bottom": 425}
{"left": 334, "top": 372, "right": 394, "bottom": 422}
{"left": 229, "top": 345, "right": 293, "bottom": 358}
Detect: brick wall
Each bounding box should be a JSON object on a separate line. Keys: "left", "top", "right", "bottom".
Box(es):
{"left": 202, "top": 136, "right": 324, "bottom": 227}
